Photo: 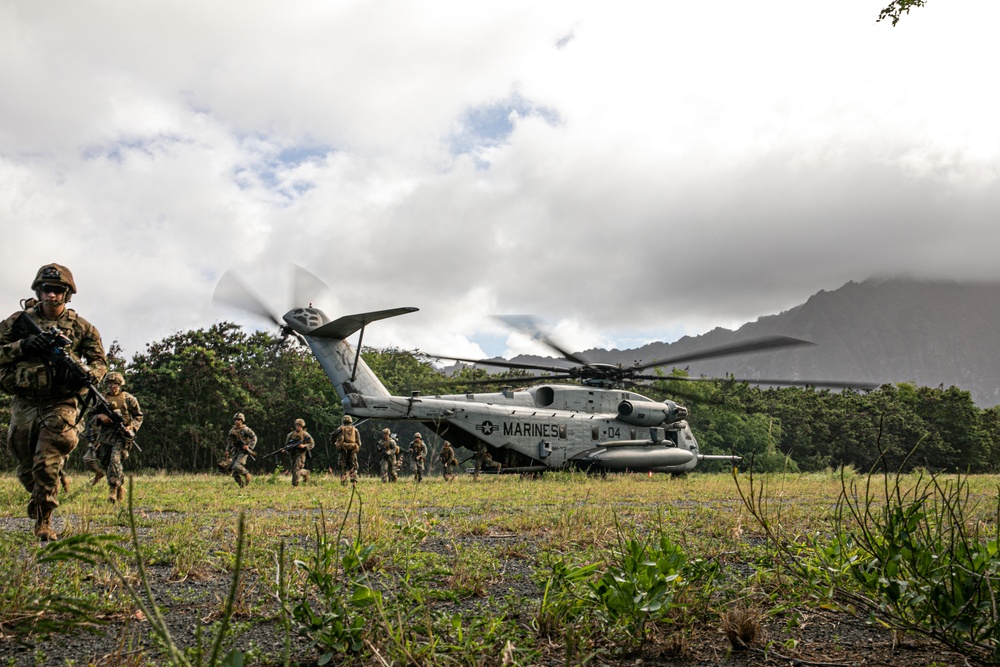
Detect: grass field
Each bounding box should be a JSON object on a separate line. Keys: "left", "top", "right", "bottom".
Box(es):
{"left": 1, "top": 469, "right": 998, "bottom": 666}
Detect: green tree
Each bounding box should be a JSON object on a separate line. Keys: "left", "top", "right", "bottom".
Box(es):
{"left": 878, "top": 0, "right": 928, "bottom": 26}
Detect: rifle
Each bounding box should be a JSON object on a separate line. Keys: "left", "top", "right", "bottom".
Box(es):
{"left": 12, "top": 312, "right": 139, "bottom": 449}
{"left": 262, "top": 438, "right": 304, "bottom": 459}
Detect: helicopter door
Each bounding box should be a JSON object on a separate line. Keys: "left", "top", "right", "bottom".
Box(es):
{"left": 543, "top": 424, "right": 570, "bottom": 467}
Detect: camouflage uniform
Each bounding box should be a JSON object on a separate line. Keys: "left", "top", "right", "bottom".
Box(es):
{"left": 473, "top": 441, "right": 502, "bottom": 479}
{"left": 226, "top": 413, "right": 257, "bottom": 487}
{"left": 86, "top": 372, "right": 143, "bottom": 503}
{"left": 0, "top": 264, "right": 107, "bottom": 540}
{"left": 440, "top": 440, "right": 459, "bottom": 481}
{"left": 287, "top": 419, "right": 314, "bottom": 486}
{"left": 379, "top": 428, "right": 398, "bottom": 483}
{"left": 81, "top": 437, "right": 105, "bottom": 486}
{"left": 409, "top": 433, "right": 426, "bottom": 483}
{"left": 334, "top": 415, "right": 360, "bottom": 483}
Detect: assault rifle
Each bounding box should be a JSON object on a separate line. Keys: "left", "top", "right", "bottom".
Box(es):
{"left": 262, "top": 437, "right": 307, "bottom": 459}
{"left": 12, "top": 312, "right": 140, "bottom": 450}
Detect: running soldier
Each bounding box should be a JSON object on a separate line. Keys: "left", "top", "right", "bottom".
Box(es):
{"left": 86, "top": 372, "right": 143, "bottom": 503}
{"left": 287, "top": 418, "right": 314, "bottom": 486}
{"left": 379, "top": 428, "right": 398, "bottom": 483}
{"left": 473, "top": 441, "right": 502, "bottom": 480}
{"left": 409, "top": 433, "right": 427, "bottom": 483}
{"left": 225, "top": 412, "right": 257, "bottom": 487}
{"left": 0, "top": 264, "right": 108, "bottom": 540}
{"left": 333, "top": 415, "right": 360, "bottom": 484}
{"left": 440, "top": 440, "right": 459, "bottom": 481}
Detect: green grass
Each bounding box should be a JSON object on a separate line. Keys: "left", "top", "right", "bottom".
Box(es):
{"left": 3, "top": 469, "right": 1000, "bottom": 665}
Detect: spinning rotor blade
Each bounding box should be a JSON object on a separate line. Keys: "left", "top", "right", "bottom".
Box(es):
{"left": 495, "top": 315, "right": 594, "bottom": 367}
{"left": 291, "top": 263, "right": 329, "bottom": 308}
{"left": 421, "top": 352, "right": 573, "bottom": 375}
{"left": 644, "top": 374, "right": 879, "bottom": 390}
{"left": 213, "top": 269, "right": 284, "bottom": 328}
{"left": 414, "top": 373, "right": 577, "bottom": 391}
{"left": 635, "top": 335, "right": 815, "bottom": 371}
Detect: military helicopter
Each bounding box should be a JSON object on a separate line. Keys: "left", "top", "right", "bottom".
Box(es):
{"left": 214, "top": 269, "right": 871, "bottom": 475}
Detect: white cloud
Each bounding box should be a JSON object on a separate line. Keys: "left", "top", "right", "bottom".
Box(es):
{"left": 1, "top": 0, "right": 998, "bottom": 362}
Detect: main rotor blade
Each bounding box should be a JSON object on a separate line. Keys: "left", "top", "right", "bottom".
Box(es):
{"left": 421, "top": 352, "right": 574, "bottom": 374}
{"left": 213, "top": 269, "right": 284, "bottom": 328}
{"left": 495, "top": 315, "right": 594, "bottom": 367}
{"left": 643, "top": 374, "right": 879, "bottom": 390}
{"left": 414, "top": 373, "right": 576, "bottom": 391}
{"left": 635, "top": 335, "right": 815, "bottom": 371}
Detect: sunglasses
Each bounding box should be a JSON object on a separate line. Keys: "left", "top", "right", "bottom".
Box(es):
{"left": 39, "top": 284, "right": 68, "bottom": 294}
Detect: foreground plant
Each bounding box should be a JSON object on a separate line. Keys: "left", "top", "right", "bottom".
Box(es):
{"left": 40, "top": 478, "right": 247, "bottom": 667}
{"left": 290, "top": 485, "right": 380, "bottom": 663}
{"left": 736, "top": 451, "right": 1000, "bottom": 665}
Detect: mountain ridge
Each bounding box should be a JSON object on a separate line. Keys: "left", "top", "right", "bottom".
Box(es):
{"left": 507, "top": 278, "right": 1000, "bottom": 407}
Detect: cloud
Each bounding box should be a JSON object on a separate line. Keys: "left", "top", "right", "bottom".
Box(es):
{"left": 1, "top": 0, "right": 997, "bottom": 363}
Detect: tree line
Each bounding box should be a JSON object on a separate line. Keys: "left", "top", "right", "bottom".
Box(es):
{"left": 2, "top": 321, "right": 998, "bottom": 475}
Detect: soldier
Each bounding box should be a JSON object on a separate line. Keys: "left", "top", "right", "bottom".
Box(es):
{"left": 287, "top": 418, "right": 314, "bottom": 486}
{"left": 86, "top": 371, "right": 143, "bottom": 503}
{"left": 333, "top": 415, "right": 360, "bottom": 484}
{"left": 473, "top": 441, "right": 502, "bottom": 480}
{"left": 440, "top": 440, "right": 459, "bottom": 481}
{"left": 82, "top": 429, "right": 106, "bottom": 486}
{"left": 0, "top": 264, "right": 108, "bottom": 540}
{"left": 379, "top": 428, "right": 398, "bottom": 483}
{"left": 225, "top": 412, "right": 257, "bottom": 487}
{"left": 409, "top": 432, "right": 427, "bottom": 483}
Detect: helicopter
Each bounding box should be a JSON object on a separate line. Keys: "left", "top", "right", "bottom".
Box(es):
{"left": 214, "top": 269, "right": 872, "bottom": 475}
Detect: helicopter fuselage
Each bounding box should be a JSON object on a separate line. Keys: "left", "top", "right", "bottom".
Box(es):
{"left": 342, "top": 384, "right": 705, "bottom": 473}
{"left": 285, "top": 305, "right": 732, "bottom": 474}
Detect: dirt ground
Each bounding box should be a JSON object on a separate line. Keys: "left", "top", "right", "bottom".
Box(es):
{"left": 0, "top": 512, "right": 966, "bottom": 667}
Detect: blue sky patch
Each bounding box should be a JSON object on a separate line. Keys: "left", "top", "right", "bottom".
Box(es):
{"left": 450, "top": 94, "right": 560, "bottom": 165}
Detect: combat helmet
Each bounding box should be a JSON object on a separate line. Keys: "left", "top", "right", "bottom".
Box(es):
{"left": 233, "top": 412, "right": 245, "bottom": 421}
{"left": 106, "top": 372, "right": 125, "bottom": 386}
{"left": 382, "top": 428, "right": 391, "bottom": 436}
{"left": 414, "top": 432, "right": 422, "bottom": 440}
{"left": 294, "top": 418, "right": 305, "bottom": 427}
{"left": 32, "top": 263, "right": 77, "bottom": 297}
{"left": 342, "top": 415, "right": 353, "bottom": 424}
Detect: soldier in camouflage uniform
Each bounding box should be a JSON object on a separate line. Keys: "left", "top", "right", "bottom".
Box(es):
{"left": 287, "top": 418, "right": 314, "bottom": 486}
{"left": 0, "top": 264, "right": 108, "bottom": 540}
{"left": 473, "top": 441, "right": 502, "bottom": 480}
{"left": 409, "top": 433, "right": 427, "bottom": 483}
{"left": 379, "top": 428, "right": 398, "bottom": 483}
{"left": 440, "top": 440, "right": 459, "bottom": 481}
{"left": 86, "top": 371, "right": 143, "bottom": 503}
{"left": 333, "top": 415, "right": 360, "bottom": 484}
{"left": 82, "top": 431, "right": 106, "bottom": 486}
{"left": 226, "top": 412, "right": 257, "bottom": 487}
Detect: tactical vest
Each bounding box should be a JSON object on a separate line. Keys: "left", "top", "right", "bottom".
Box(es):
{"left": 106, "top": 392, "right": 133, "bottom": 426}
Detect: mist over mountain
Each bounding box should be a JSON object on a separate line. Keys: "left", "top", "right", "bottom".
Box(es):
{"left": 512, "top": 278, "right": 1000, "bottom": 407}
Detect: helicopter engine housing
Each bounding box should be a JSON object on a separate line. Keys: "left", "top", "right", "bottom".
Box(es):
{"left": 617, "top": 399, "right": 684, "bottom": 427}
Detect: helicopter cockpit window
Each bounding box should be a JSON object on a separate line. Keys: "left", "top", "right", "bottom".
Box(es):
{"left": 559, "top": 425, "right": 567, "bottom": 439}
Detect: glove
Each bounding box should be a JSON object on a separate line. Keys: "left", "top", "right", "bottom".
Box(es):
{"left": 21, "top": 334, "right": 49, "bottom": 355}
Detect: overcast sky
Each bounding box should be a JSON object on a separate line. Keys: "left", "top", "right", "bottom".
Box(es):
{"left": 2, "top": 0, "right": 998, "bottom": 362}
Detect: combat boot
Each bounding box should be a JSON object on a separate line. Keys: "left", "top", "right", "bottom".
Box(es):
{"left": 60, "top": 474, "right": 72, "bottom": 495}
{"left": 108, "top": 484, "right": 120, "bottom": 504}
{"left": 244, "top": 473, "right": 252, "bottom": 486}
{"left": 300, "top": 470, "right": 309, "bottom": 485}
{"left": 91, "top": 471, "right": 104, "bottom": 487}
{"left": 116, "top": 485, "right": 125, "bottom": 503}
{"left": 34, "top": 507, "right": 57, "bottom": 542}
